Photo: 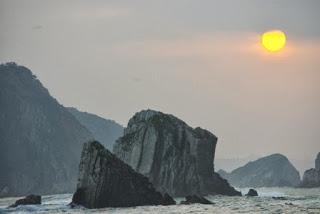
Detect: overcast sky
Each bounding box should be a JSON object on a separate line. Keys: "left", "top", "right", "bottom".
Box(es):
{"left": 1, "top": 0, "right": 319, "bottom": 162}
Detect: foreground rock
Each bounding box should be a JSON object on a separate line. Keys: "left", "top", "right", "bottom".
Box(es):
{"left": 300, "top": 152, "right": 320, "bottom": 187}
{"left": 9, "top": 195, "right": 41, "bottom": 207}
{"left": 245, "top": 189, "right": 258, "bottom": 196}
{"left": 72, "top": 141, "right": 175, "bottom": 208}
{"left": 218, "top": 154, "right": 300, "bottom": 188}
{"left": 114, "top": 109, "right": 240, "bottom": 197}
{"left": 180, "top": 195, "right": 213, "bottom": 205}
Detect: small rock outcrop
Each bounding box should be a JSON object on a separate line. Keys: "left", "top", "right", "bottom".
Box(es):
{"left": 9, "top": 195, "right": 41, "bottom": 207}
{"left": 180, "top": 195, "right": 213, "bottom": 205}
{"left": 113, "top": 109, "right": 241, "bottom": 197}
{"left": 72, "top": 141, "right": 175, "bottom": 208}
{"left": 245, "top": 189, "right": 258, "bottom": 197}
{"left": 218, "top": 154, "right": 300, "bottom": 188}
{"left": 300, "top": 152, "right": 320, "bottom": 187}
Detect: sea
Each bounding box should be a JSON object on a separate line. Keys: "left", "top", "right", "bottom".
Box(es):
{"left": 0, "top": 187, "right": 319, "bottom": 214}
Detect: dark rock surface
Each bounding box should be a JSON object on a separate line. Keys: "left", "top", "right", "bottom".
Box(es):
{"left": 72, "top": 141, "right": 175, "bottom": 208}
{"left": 180, "top": 195, "right": 213, "bottom": 205}
{"left": 0, "top": 62, "right": 93, "bottom": 197}
{"left": 218, "top": 154, "right": 301, "bottom": 188}
{"left": 300, "top": 152, "right": 320, "bottom": 187}
{"left": 9, "top": 195, "right": 41, "bottom": 207}
{"left": 68, "top": 107, "right": 124, "bottom": 151}
{"left": 114, "top": 109, "right": 240, "bottom": 197}
{"left": 316, "top": 153, "right": 320, "bottom": 171}
{"left": 245, "top": 189, "right": 258, "bottom": 197}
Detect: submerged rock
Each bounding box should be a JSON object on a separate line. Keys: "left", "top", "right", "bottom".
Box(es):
{"left": 300, "top": 152, "right": 320, "bottom": 187}
{"left": 218, "top": 154, "right": 300, "bottom": 188}
{"left": 72, "top": 141, "right": 175, "bottom": 208}
{"left": 180, "top": 195, "right": 213, "bottom": 205}
{"left": 245, "top": 189, "right": 258, "bottom": 197}
{"left": 9, "top": 195, "right": 41, "bottom": 207}
{"left": 113, "top": 109, "right": 240, "bottom": 197}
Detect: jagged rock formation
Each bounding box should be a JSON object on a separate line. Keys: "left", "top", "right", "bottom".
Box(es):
{"left": 0, "top": 62, "right": 93, "bottom": 197}
{"left": 218, "top": 154, "right": 300, "bottom": 187}
{"left": 72, "top": 141, "right": 175, "bottom": 208}
{"left": 68, "top": 107, "right": 123, "bottom": 151}
{"left": 9, "top": 195, "right": 41, "bottom": 208}
{"left": 300, "top": 152, "right": 320, "bottom": 187}
{"left": 113, "top": 109, "right": 240, "bottom": 197}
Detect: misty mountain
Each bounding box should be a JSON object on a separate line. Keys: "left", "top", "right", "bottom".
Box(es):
{"left": 0, "top": 62, "right": 93, "bottom": 197}
{"left": 215, "top": 156, "right": 313, "bottom": 176}
{"left": 218, "top": 154, "right": 301, "bottom": 188}
{"left": 67, "top": 107, "right": 123, "bottom": 151}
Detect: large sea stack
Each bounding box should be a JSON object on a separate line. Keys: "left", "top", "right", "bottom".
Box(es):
{"left": 300, "top": 152, "right": 320, "bottom": 187}
{"left": 218, "top": 154, "right": 301, "bottom": 188}
{"left": 72, "top": 141, "right": 175, "bottom": 208}
{"left": 113, "top": 109, "right": 240, "bottom": 197}
{"left": 0, "top": 63, "right": 93, "bottom": 197}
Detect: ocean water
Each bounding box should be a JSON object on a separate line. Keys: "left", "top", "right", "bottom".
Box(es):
{"left": 0, "top": 187, "right": 319, "bottom": 214}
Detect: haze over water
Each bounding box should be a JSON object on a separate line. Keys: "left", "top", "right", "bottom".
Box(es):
{"left": 1, "top": 0, "right": 319, "bottom": 162}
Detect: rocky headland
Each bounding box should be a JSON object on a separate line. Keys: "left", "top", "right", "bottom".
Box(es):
{"left": 0, "top": 63, "right": 93, "bottom": 197}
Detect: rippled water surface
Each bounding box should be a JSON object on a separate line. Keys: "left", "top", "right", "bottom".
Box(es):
{"left": 1, "top": 188, "right": 319, "bottom": 214}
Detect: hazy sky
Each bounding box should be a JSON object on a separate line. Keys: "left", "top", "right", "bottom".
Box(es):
{"left": 1, "top": 0, "right": 319, "bottom": 162}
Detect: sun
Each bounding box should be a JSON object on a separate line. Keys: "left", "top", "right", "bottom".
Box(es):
{"left": 261, "top": 30, "right": 286, "bottom": 52}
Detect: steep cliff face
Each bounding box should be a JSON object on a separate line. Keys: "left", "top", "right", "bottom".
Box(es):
{"left": 72, "top": 141, "right": 175, "bottom": 208}
{"left": 0, "top": 63, "right": 93, "bottom": 197}
{"left": 68, "top": 107, "right": 124, "bottom": 151}
{"left": 113, "top": 109, "right": 240, "bottom": 197}
{"left": 218, "top": 154, "right": 301, "bottom": 188}
{"left": 300, "top": 152, "right": 320, "bottom": 187}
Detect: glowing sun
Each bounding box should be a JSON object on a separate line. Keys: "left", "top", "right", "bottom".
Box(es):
{"left": 261, "top": 30, "right": 286, "bottom": 52}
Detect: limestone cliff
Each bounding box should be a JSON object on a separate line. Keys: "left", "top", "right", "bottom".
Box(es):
{"left": 113, "top": 109, "right": 240, "bottom": 196}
